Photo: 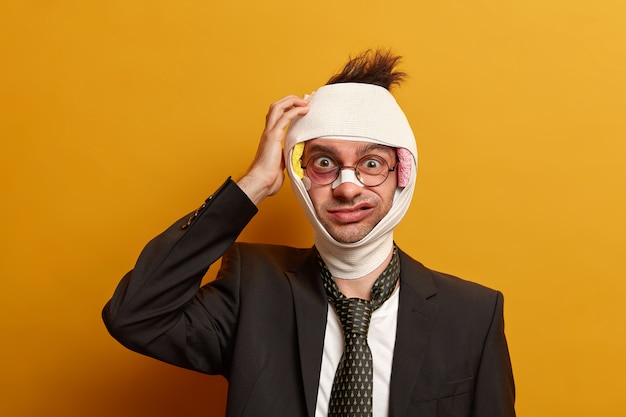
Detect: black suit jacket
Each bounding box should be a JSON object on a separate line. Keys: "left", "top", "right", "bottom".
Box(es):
{"left": 103, "top": 179, "right": 515, "bottom": 417}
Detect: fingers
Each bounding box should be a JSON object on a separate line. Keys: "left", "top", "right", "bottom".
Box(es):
{"left": 237, "top": 95, "right": 310, "bottom": 204}
{"left": 264, "top": 95, "right": 310, "bottom": 134}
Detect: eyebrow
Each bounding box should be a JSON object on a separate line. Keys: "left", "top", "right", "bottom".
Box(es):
{"left": 304, "top": 142, "right": 395, "bottom": 158}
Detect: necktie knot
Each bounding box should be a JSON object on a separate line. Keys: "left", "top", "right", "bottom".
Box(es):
{"left": 334, "top": 298, "right": 373, "bottom": 336}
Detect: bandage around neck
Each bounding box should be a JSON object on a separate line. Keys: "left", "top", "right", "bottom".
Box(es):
{"left": 284, "top": 83, "right": 418, "bottom": 279}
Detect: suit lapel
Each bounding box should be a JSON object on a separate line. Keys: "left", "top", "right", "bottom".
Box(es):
{"left": 285, "top": 249, "right": 328, "bottom": 417}
{"left": 389, "top": 251, "right": 439, "bottom": 417}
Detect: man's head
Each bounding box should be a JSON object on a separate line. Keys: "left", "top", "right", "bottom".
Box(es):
{"left": 284, "top": 49, "right": 417, "bottom": 279}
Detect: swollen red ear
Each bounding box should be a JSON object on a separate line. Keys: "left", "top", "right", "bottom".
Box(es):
{"left": 396, "top": 148, "right": 412, "bottom": 187}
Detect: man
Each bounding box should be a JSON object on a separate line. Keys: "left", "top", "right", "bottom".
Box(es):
{"left": 103, "top": 50, "right": 516, "bottom": 417}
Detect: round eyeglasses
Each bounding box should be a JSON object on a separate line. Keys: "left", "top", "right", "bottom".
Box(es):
{"left": 301, "top": 154, "right": 397, "bottom": 187}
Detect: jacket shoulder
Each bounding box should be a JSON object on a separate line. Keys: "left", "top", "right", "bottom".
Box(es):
{"left": 222, "top": 242, "right": 315, "bottom": 273}
{"left": 398, "top": 249, "right": 502, "bottom": 307}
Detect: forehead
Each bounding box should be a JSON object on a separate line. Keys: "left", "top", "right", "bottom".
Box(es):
{"left": 303, "top": 138, "right": 395, "bottom": 157}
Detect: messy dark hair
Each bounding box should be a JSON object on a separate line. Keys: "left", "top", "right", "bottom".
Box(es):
{"left": 326, "top": 49, "right": 406, "bottom": 91}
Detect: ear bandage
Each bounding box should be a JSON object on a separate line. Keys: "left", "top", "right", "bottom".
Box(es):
{"left": 284, "top": 83, "right": 418, "bottom": 279}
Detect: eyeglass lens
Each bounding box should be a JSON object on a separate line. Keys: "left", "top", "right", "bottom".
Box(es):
{"left": 303, "top": 154, "right": 392, "bottom": 187}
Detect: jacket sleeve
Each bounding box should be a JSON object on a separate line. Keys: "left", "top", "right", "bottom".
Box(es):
{"left": 102, "top": 178, "right": 258, "bottom": 375}
{"left": 472, "top": 291, "right": 516, "bottom": 416}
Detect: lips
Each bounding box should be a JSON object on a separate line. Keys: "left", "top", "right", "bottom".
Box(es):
{"left": 326, "top": 203, "right": 374, "bottom": 224}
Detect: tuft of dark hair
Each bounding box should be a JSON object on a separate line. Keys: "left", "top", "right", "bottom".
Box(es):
{"left": 326, "top": 49, "right": 406, "bottom": 91}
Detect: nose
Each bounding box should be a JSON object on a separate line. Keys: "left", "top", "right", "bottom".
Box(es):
{"left": 331, "top": 168, "right": 364, "bottom": 190}
{"left": 332, "top": 169, "right": 364, "bottom": 200}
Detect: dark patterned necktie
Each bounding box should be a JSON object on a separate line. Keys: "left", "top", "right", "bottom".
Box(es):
{"left": 318, "top": 247, "right": 400, "bottom": 417}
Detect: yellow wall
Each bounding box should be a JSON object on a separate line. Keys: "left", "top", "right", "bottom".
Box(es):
{"left": 2, "top": 1, "right": 625, "bottom": 415}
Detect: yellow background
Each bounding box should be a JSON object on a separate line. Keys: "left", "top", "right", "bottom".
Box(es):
{"left": 2, "top": 1, "right": 625, "bottom": 415}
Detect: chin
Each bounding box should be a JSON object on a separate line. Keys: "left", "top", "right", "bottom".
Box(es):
{"left": 327, "top": 225, "right": 373, "bottom": 244}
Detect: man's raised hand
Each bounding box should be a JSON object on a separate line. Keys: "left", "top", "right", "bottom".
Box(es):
{"left": 237, "top": 96, "right": 309, "bottom": 205}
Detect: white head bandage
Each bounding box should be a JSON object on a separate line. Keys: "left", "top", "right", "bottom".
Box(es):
{"left": 284, "top": 83, "right": 418, "bottom": 279}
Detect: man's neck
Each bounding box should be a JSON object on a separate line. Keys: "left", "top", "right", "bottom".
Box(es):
{"left": 333, "top": 248, "right": 394, "bottom": 300}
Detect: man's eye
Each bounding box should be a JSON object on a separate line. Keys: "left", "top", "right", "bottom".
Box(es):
{"left": 313, "top": 156, "right": 336, "bottom": 170}
{"left": 365, "top": 159, "right": 381, "bottom": 168}
{"left": 360, "top": 157, "right": 384, "bottom": 171}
